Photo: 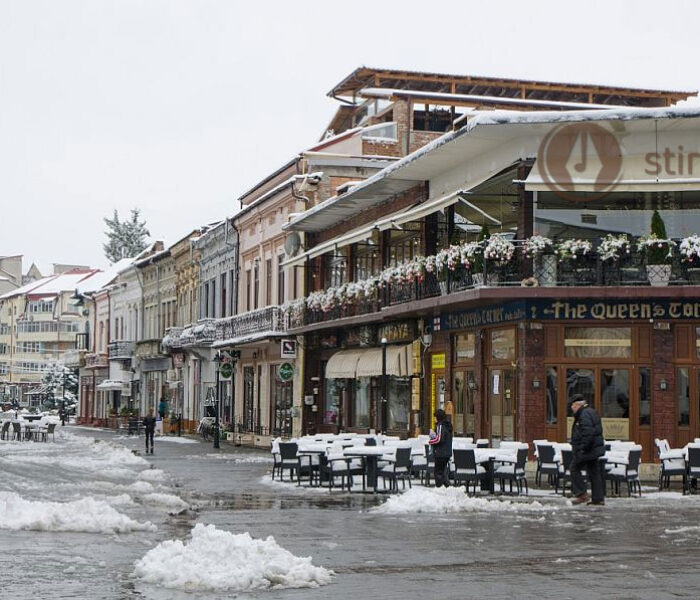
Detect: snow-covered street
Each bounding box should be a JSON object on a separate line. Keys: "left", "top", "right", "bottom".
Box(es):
{"left": 2, "top": 427, "right": 699, "bottom": 599}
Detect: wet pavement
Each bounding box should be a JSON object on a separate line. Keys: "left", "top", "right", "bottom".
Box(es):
{"left": 2, "top": 426, "right": 699, "bottom": 599}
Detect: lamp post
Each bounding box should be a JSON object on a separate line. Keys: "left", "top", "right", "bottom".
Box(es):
{"left": 213, "top": 352, "right": 221, "bottom": 449}
{"left": 381, "top": 337, "right": 388, "bottom": 434}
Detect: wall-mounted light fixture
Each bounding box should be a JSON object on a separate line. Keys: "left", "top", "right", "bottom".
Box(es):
{"left": 659, "top": 379, "right": 668, "bottom": 391}
{"left": 467, "top": 379, "right": 476, "bottom": 390}
{"left": 532, "top": 378, "right": 541, "bottom": 389}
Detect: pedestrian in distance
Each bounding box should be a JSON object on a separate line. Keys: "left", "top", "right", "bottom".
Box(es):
{"left": 143, "top": 409, "right": 156, "bottom": 455}
{"left": 59, "top": 407, "right": 67, "bottom": 426}
{"left": 157, "top": 399, "right": 167, "bottom": 420}
{"left": 569, "top": 394, "right": 606, "bottom": 505}
{"left": 429, "top": 408, "right": 453, "bottom": 488}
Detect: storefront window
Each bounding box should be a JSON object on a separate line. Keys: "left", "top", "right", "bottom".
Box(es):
{"left": 639, "top": 367, "right": 651, "bottom": 426}
{"left": 566, "top": 368, "right": 594, "bottom": 417}
{"left": 677, "top": 367, "right": 690, "bottom": 426}
{"left": 546, "top": 367, "right": 557, "bottom": 424}
{"left": 388, "top": 377, "right": 410, "bottom": 431}
{"left": 491, "top": 328, "right": 515, "bottom": 361}
{"left": 600, "top": 369, "right": 630, "bottom": 419}
{"left": 323, "top": 378, "right": 340, "bottom": 426}
{"left": 270, "top": 365, "right": 292, "bottom": 437}
{"left": 354, "top": 378, "right": 371, "bottom": 428}
{"left": 564, "top": 327, "right": 631, "bottom": 359}
{"left": 454, "top": 333, "right": 476, "bottom": 362}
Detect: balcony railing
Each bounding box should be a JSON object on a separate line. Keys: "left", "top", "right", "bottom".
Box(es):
{"left": 85, "top": 353, "right": 109, "bottom": 369}
{"left": 108, "top": 340, "right": 134, "bottom": 360}
{"left": 179, "top": 319, "right": 217, "bottom": 347}
{"left": 285, "top": 237, "right": 700, "bottom": 329}
{"left": 162, "top": 326, "right": 184, "bottom": 351}
{"left": 215, "top": 306, "right": 285, "bottom": 342}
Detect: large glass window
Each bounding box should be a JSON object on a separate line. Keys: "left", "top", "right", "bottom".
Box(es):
{"left": 564, "top": 327, "right": 631, "bottom": 359}
{"left": 566, "top": 368, "right": 594, "bottom": 416}
{"left": 600, "top": 369, "right": 630, "bottom": 419}
{"left": 387, "top": 224, "right": 421, "bottom": 267}
{"left": 354, "top": 378, "right": 371, "bottom": 428}
{"left": 388, "top": 377, "right": 410, "bottom": 432}
{"left": 677, "top": 367, "right": 690, "bottom": 426}
{"left": 639, "top": 367, "right": 651, "bottom": 426}
{"left": 491, "top": 328, "right": 515, "bottom": 362}
{"left": 546, "top": 366, "right": 558, "bottom": 424}
{"left": 354, "top": 234, "right": 380, "bottom": 281}
{"left": 324, "top": 253, "right": 347, "bottom": 289}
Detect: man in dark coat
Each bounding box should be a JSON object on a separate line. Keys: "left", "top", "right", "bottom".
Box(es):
{"left": 429, "top": 409, "right": 453, "bottom": 488}
{"left": 570, "top": 394, "right": 605, "bottom": 505}
{"left": 143, "top": 409, "right": 156, "bottom": 455}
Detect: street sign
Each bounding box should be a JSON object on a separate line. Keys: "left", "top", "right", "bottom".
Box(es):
{"left": 279, "top": 362, "right": 294, "bottom": 381}
{"left": 281, "top": 339, "right": 297, "bottom": 359}
{"left": 219, "top": 362, "right": 233, "bottom": 379}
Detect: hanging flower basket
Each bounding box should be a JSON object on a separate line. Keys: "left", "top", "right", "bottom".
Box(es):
{"left": 556, "top": 238, "right": 593, "bottom": 261}
{"left": 598, "top": 234, "right": 631, "bottom": 262}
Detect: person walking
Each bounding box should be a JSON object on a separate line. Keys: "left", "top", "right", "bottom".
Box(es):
{"left": 143, "top": 409, "right": 156, "bottom": 455}
{"left": 569, "top": 394, "right": 605, "bottom": 505}
{"left": 429, "top": 409, "right": 453, "bottom": 488}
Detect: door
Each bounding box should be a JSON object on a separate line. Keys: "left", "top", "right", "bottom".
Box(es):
{"left": 486, "top": 367, "right": 517, "bottom": 447}
{"left": 562, "top": 366, "right": 633, "bottom": 443}
{"left": 453, "top": 369, "right": 476, "bottom": 438}
{"left": 676, "top": 367, "right": 700, "bottom": 447}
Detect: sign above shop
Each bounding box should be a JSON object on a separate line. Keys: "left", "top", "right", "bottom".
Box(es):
{"left": 442, "top": 299, "right": 700, "bottom": 330}
{"left": 378, "top": 321, "right": 416, "bottom": 344}
{"left": 280, "top": 339, "right": 297, "bottom": 359}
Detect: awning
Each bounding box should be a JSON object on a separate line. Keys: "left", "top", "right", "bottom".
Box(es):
{"left": 96, "top": 380, "right": 124, "bottom": 391}
{"left": 374, "top": 188, "right": 501, "bottom": 230}
{"left": 356, "top": 344, "right": 411, "bottom": 378}
{"left": 282, "top": 223, "right": 377, "bottom": 268}
{"left": 24, "top": 384, "right": 51, "bottom": 396}
{"left": 325, "top": 350, "right": 364, "bottom": 379}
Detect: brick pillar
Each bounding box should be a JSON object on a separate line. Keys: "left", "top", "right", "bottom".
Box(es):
{"left": 652, "top": 328, "right": 675, "bottom": 445}
{"left": 519, "top": 322, "right": 545, "bottom": 452}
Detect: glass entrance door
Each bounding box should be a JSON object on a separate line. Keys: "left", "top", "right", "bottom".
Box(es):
{"left": 453, "top": 370, "right": 475, "bottom": 438}
{"left": 563, "top": 366, "right": 632, "bottom": 441}
{"left": 487, "top": 368, "right": 517, "bottom": 447}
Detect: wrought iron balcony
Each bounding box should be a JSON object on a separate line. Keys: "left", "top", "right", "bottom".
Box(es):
{"left": 215, "top": 306, "right": 285, "bottom": 342}
{"left": 85, "top": 353, "right": 109, "bottom": 369}
{"left": 179, "top": 319, "right": 217, "bottom": 347}
{"left": 108, "top": 340, "right": 134, "bottom": 360}
{"left": 162, "top": 326, "right": 184, "bottom": 350}
{"left": 285, "top": 237, "right": 700, "bottom": 330}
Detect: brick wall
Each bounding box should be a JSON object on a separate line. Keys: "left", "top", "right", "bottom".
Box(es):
{"left": 652, "top": 327, "right": 676, "bottom": 445}
{"left": 519, "top": 324, "right": 546, "bottom": 448}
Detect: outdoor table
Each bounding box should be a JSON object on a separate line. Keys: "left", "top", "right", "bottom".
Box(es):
{"left": 474, "top": 448, "right": 517, "bottom": 493}
{"left": 343, "top": 446, "right": 388, "bottom": 492}
{"left": 23, "top": 415, "right": 42, "bottom": 422}
{"left": 22, "top": 422, "right": 41, "bottom": 440}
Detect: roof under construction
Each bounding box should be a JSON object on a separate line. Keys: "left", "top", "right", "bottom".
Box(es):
{"left": 329, "top": 66, "right": 695, "bottom": 109}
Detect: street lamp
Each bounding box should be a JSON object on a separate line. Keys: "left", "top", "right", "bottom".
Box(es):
{"left": 381, "top": 337, "right": 388, "bottom": 434}
{"left": 213, "top": 352, "right": 221, "bottom": 449}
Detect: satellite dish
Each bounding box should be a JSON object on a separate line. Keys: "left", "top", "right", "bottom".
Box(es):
{"left": 284, "top": 232, "right": 301, "bottom": 257}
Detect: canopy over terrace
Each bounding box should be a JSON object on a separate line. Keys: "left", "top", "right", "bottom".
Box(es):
{"left": 285, "top": 106, "right": 700, "bottom": 236}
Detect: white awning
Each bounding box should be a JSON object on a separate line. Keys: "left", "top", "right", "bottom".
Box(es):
{"left": 356, "top": 344, "right": 411, "bottom": 378}
{"left": 282, "top": 223, "right": 377, "bottom": 268}
{"left": 96, "top": 380, "right": 124, "bottom": 391}
{"left": 374, "top": 188, "right": 501, "bottom": 230}
{"left": 325, "top": 350, "right": 364, "bottom": 379}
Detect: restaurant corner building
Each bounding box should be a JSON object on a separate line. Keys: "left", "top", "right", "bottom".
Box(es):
{"left": 281, "top": 69, "right": 700, "bottom": 462}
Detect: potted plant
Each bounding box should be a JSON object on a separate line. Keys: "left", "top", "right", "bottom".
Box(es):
{"left": 524, "top": 235, "right": 556, "bottom": 286}
{"left": 598, "top": 234, "right": 631, "bottom": 262}
{"left": 469, "top": 225, "right": 490, "bottom": 287}
{"left": 555, "top": 238, "right": 593, "bottom": 261}
{"left": 483, "top": 234, "right": 515, "bottom": 285}
{"left": 679, "top": 234, "right": 700, "bottom": 283}
{"left": 639, "top": 210, "right": 675, "bottom": 287}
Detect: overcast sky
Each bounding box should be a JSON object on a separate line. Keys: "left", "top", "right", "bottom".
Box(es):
{"left": 2, "top": 0, "right": 700, "bottom": 273}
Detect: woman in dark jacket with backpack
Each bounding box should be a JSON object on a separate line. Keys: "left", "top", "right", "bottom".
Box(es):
{"left": 429, "top": 409, "right": 453, "bottom": 488}
{"left": 570, "top": 395, "right": 605, "bottom": 505}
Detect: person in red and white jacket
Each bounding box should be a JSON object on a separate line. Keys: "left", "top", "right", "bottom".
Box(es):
{"left": 429, "top": 409, "right": 453, "bottom": 487}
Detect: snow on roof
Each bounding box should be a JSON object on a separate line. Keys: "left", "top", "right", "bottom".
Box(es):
{"left": 0, "top": 269, "right": 101, "bottom": 299}
{"left": 76, "top": 259, "right": 133, "bottom": 294}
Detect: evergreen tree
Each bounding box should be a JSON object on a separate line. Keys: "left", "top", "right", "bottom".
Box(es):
{"left": 41, "top": 362, "right": 79, "bottom": 409}
{"left": 648, "top": 210, "right": 670, "bottom": 264}
{"left": 103, "top": 208, "right": 150, "bottom": 263}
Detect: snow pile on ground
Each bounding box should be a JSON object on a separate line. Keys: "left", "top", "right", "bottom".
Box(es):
{"left": 0, "top": 492, "right": 156, "bottom": 533}
{"left": 138, "top": 469, "right": 167, "bottom": 482}
{"left": 371, "top": 487, "right": 556, "bottom": 514}
{"left": 155, "top": 437, "right": 198, "bottom": 444}
{"left": 191, "top": 453, "right": 273, "bottom": 463}
{"left": 139, "top": 493, "right": 189, "bottom": 513}
{"left": 133, "top": 523, "right": 333, "bottom": 591}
